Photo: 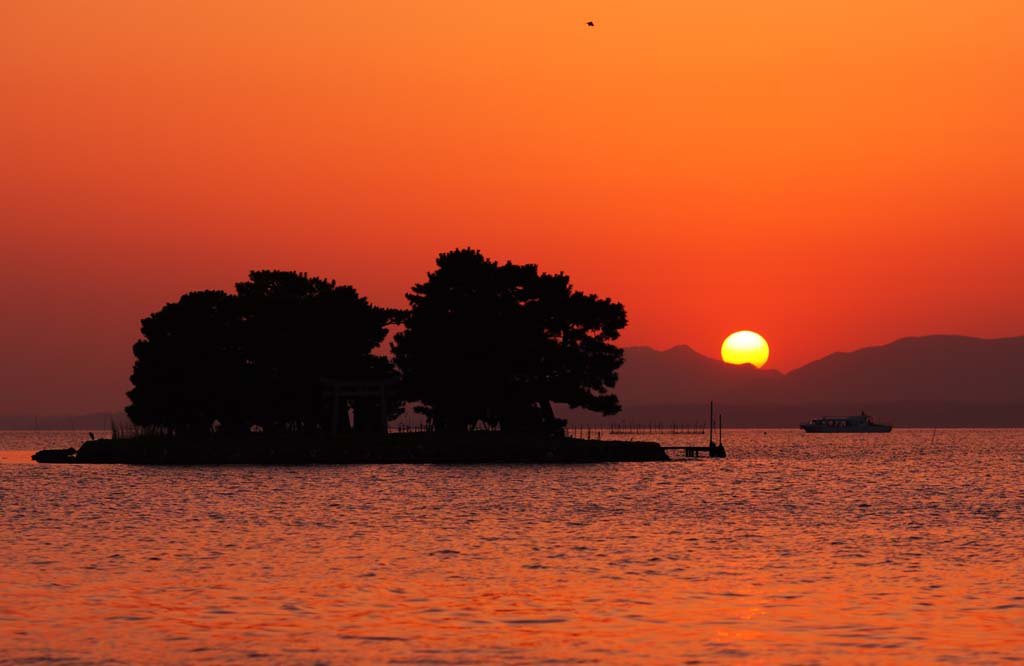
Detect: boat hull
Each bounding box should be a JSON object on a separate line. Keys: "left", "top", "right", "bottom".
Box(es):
{"left": 800, "top": 424, "right": 892, "bottom": 433}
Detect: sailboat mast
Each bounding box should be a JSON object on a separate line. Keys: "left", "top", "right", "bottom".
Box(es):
{"left": 709, "top": 401, "right": 714, "bottom": 445}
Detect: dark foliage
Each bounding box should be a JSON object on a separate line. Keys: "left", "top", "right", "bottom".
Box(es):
{"left": 392, "top": 249, "right": 627, "bottom": 434}
{"left": 127, "top": 271, "right": 400, "bottom": 436}
{"left": 126, "top": 290, "right": 242, "bottom": 436}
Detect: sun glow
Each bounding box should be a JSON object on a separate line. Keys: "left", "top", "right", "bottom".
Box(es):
{"left": 721, "top": 330, "right": 770, "bottom": 368}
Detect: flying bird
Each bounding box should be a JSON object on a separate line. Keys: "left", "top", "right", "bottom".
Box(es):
{"left": 586, "top": 21, "right": 594, "bottom": 27}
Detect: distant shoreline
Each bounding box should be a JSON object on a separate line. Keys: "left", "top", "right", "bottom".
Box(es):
{"left": 561, "top": 401, "right": 1024, "bottom": 429}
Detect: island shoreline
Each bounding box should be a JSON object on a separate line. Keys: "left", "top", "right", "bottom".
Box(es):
{"left": 32, "top": 432, "right": 670, "bottom": 465}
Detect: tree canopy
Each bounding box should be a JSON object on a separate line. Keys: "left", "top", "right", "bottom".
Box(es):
{"left": 392, "top": 249, "right": 627, "bottom": 434}
{"left": 127, "top": 271, "right": 399, "bottom": 435}
{"left": 127, "top": 253, "right": 628, "bottom": 439}
{"left": 126, "top": 290, "right": 242, "bottom": 436}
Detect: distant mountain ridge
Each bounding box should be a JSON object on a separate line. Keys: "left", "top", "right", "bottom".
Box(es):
{"left": 6, "top": 336, "right": 1024, "bottom": 429}
{"left": 594, "top": 335, "right": 1024, "bottom": 427}
{"left": 782, "top": 335, "right": 1024, "bottom": 404}
{"left": 0, "top": 413, "right": 122, "bottom": 431}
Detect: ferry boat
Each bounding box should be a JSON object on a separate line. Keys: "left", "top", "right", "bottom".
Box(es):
{"left": 799, "top": 412, "right": 892, "bottom": 433}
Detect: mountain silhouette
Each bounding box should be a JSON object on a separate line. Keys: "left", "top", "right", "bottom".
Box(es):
{"left": 615, "top": 345, "right": 783, "bottom": 405}
{"left": 13, "top": 335, "right": 1024, "bottom": 429}
{"left": 583, "top": 335, "right": 1024, "bottom": 427}
{"left": 781, "top": 335, "right": 1024, "bottom": 404}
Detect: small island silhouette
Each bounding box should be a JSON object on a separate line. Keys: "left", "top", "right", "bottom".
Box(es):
{"left": 35, "top": 249, "right": 668, "bottom": 464}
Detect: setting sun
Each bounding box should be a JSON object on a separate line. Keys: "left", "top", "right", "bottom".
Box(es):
{"left": 721, "top": 330, "right": 770, "bottom": 368}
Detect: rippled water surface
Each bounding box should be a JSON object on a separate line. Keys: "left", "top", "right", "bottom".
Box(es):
{"left": 1, "top": 429, "right": 1023, "bottom": 665}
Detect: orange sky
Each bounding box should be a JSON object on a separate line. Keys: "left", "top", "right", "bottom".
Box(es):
{"left": 2, "top": 1, "right": 1023, "bottom": 414}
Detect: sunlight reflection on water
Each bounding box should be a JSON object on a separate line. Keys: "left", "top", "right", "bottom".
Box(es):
{"left": 1, "top": 429, "right": 1022, "bottom": 664}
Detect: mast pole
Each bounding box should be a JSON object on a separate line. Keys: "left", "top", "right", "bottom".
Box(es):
{"left": 709, "top": 401, "right": 714, "bottom": 446}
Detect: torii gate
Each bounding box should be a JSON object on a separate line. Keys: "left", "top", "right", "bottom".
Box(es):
{"left": 321, "top": 377, "right": 401, "bottom": 434}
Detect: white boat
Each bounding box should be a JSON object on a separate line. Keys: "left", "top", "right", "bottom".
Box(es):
{"left": 800, "top": 412, "right": 892, "bottom": 433}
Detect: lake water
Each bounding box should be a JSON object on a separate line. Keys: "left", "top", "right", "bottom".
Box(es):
{"left": 1, "top": 429, "right": 1022, "bottom": 665}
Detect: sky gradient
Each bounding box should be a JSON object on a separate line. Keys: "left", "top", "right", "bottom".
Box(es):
{"left": 3, "top": 1, "right": 1023, "bottom": 415}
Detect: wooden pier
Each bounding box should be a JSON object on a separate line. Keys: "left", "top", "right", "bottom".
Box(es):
{"left": 662, "top": 402, "right": 727, "bottom": 458}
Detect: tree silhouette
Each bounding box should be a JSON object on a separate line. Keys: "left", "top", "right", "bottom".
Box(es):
{"left": 126, "top": 290, "right": 244, "bottom": 436}
{"left": 393, "top": 249, "right": 627, "bottom": 434}
{"left": 127, "top": 271, "right": 400, "bottom": 436}
{"left": 235, "top": 270, "right": 401, "bottom": 433}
